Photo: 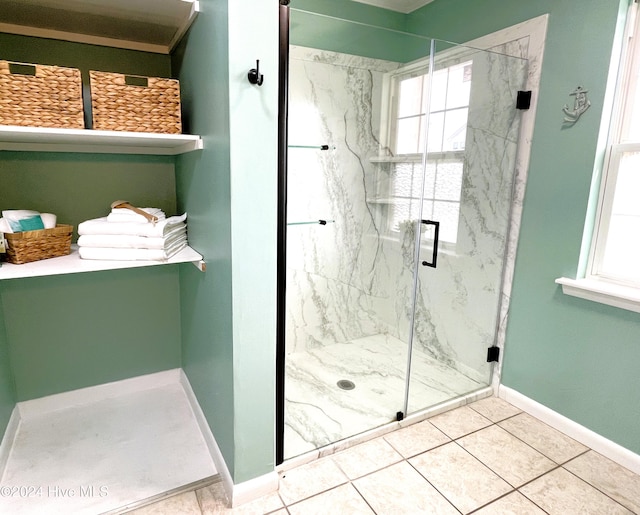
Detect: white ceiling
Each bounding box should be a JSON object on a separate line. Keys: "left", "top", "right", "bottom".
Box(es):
{"left": 350, "top": 0, "right": 435, "bottom": 14}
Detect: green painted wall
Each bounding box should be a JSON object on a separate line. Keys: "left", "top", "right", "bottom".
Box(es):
{"left": 290, "top": 8, "right": 428, "bottom": 62}
{"left": 408, "top": 0, "right": 640, "bottom": 454}
{"left": 0, "top": 34, "right": 183, "bottom": 400}
{"left": 0, "top": 290, "right": 16, "bottom": 435}
{"left": 172, "top": 0, "right": 236, "bottom": 480}
{"left": 293, "top": 0, "right": 406, "bottom": 31}
{"left": 2, "top": 268, "right": 181, "bottom": 401}
{"left": 1, "top": 152, "right": 176, "bottom": 242}
{"left": 174, "top": 0, "right": 278, "bottom": 484}
{"left": 227, "top": 0, "right": 278, "bottom": 484}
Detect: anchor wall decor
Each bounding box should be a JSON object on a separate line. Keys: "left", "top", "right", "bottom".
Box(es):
{"left": 563, "top": 86, "right": 590, "bottom": 124}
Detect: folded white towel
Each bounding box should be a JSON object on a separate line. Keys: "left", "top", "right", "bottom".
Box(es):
{"left": 78, "top": 214, "right": 187, "bottom": 237}
{"left": 78, "top": 240, "right": 187, "bottom": 261}
{"left": 77, "top": 230, "right": 187, "bottom": 249}
{"left": 107, "top": 207, "right": 166, "bottom": 224}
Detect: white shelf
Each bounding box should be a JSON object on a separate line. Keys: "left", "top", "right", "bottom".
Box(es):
{"left": 0, "top": 125, "right": 204, "bottom": 155}
{"left": 0, "top": 245, "right": 204, "bottom": 280}
{"left": 0, "top": 0, "right": 200, "bottom": 54}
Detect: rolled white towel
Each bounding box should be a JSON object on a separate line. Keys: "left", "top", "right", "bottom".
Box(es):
{"left": 78, "top": 214, "right": 187, "bottom": 237}
{"left": 0, "top": 218, "right": 13, "bottom": 233}
{"left": 40, "top": 213, "right": 57, "bottom": 229}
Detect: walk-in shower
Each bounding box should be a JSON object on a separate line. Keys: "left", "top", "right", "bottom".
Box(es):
{"left": 277, "top": 5, "right": 529, "bottom": 462}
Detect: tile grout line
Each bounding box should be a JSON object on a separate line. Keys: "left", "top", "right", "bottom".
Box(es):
{"left": 559, "top": 461, "right": 637, "bottom": 513}
{"left": 494, "top": 413, "right": 590, "bottom": 466}
{"left": 404, "top": 452, "right": 466, "bottom": 515}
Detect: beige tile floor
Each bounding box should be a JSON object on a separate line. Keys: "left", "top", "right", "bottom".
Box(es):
{"left": 126, "top": 397, "right": 640, "bottom": 514}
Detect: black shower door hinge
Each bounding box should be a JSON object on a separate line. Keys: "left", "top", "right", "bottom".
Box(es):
{"left": 516, "top": 90, "right": 532, "bottom": 110}
{"left": 486, "top": 346, "right": 500, "bottom": 363}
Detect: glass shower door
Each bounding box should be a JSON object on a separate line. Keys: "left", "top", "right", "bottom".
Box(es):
{"left": 282, "top": 20, "right": 437, "bottom": 459}
{"left": 281, "top": 6, "right": 530, "bottom": 461}
{"left": 405, "top": 42, "right": 528, "bottom": 415}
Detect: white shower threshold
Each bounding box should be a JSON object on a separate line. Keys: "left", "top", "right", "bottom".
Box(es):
{"left": 0, "top": 369, "right": 217, "bottom": 514}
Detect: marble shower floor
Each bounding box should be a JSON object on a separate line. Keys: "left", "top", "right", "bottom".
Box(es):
{"left": 129, "top": 396, "right": 640, "bottom": 514}
{"left": 284, "top": 333, "right": 486, "bottom": 459}
{"left": 0, "top": 379, "right": 217, "bottom": 514}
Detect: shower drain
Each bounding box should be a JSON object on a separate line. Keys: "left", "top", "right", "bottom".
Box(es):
{"left": 337, "top": 379, "right": 355, "bottom": 390}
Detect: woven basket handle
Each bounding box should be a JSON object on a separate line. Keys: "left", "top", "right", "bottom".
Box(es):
{"left": 125, "top": 75, "right": 149, "bottom": 88}
{"left": 110, "top": 200, "right": 158, "bottom": 223}
{"left": 5, "top": 62, "right": 37, "bottom": 76}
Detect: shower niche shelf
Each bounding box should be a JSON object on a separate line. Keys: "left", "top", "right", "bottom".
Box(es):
{"left": 369, "top": 150, "right": 465, "bottom": 163}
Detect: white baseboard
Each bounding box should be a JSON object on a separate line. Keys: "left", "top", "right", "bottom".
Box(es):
{"left": 179, "top": 370, "right": 230, "bottom": 495}
{"left": 231, "top": 470, "right": 279, "bottom": 507}
{"left": 178, "top": 370, "right": 278, "bottom": 507}
{"left": 499, "top": 385, "right": 640, "bottom": 475}
{"left": 180, "top": 370, "right": 279, "bottom": 507}
{"left": 0, "top": 407, "right": 20, "bottom": 482}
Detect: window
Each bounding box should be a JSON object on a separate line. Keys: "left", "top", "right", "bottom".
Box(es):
{"left": 386, "top": 60, "right": 471, "bottom": 245}
{"left": 558, "top": 2, "right": 640, "bottom": 312}
{"left": 590, "top": 4, "right": 640, "bottom": 286}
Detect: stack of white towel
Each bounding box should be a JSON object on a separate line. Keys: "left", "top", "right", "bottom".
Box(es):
{"left": 77, "top": 208, "right": 188, "bottom": 261}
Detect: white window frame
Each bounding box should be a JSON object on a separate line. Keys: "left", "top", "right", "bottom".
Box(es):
{"left": 557, "top": 1, "right": 640, "bottom": 312}
{"left": 379, "top": 53, "right": 471, "bottom": 247}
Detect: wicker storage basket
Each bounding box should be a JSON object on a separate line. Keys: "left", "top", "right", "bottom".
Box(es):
{"left": 4, "top": 224, "right": 73, "bottom": 265}
{"left": 90, "top": 71, "right": 182, "bottom": 134}
{"left": 0, "top": 61, "right": 84, "bottom": 129}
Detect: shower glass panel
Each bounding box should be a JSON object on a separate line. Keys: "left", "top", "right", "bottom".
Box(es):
{"left": 282, "top": 7, "right": 527, "bottom": 461}
{"left": 401, "top": 42, "right": 529, "bottom": 416}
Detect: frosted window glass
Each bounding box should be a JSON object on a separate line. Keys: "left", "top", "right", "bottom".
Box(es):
{"left": 393, "top": 163, "right": 422, "bottom": 198}
{"left": 433, "top": 200, "right": 460, "bottom": 243}
{"left": 434, "top": 161, "right": 464, "bottom": 201}
{"left": 423, "top": 162, "right": 436, "bottom": 198}
{"left": 390, "top": 198, "right": 427, "bottom": 232}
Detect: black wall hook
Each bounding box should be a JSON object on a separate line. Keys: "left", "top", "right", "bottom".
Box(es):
{"left": 248, "top": 60, "right": 264, "bottom": 86}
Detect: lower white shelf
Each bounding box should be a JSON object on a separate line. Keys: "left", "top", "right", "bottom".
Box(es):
{"left": 0, "top": 245, "right": 204, "bottom": 280}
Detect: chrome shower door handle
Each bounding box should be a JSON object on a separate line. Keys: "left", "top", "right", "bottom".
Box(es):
{"left": 420, "top": 219, "right": 440, "bottom": 268}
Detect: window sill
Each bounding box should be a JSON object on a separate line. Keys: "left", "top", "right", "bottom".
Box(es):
{"left": 555, "top": 277, "right": 640, "bottom": 314}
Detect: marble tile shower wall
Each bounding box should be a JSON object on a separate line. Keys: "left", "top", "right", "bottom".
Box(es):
{"left": 286, "top": 45, "right": 526, "bottom": 385}
{"left": 286, "top": 46, "right": 400, "bottom": 354}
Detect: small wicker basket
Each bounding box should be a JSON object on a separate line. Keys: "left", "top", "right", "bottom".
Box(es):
{"left": 90, "top": 71, "right": 182, "bottom": 134}
{"left": 0, "top": 61, "right": 84, "bottom": 129}
{"left": 3, "top": 225, "right": 73, "bottom": 265}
